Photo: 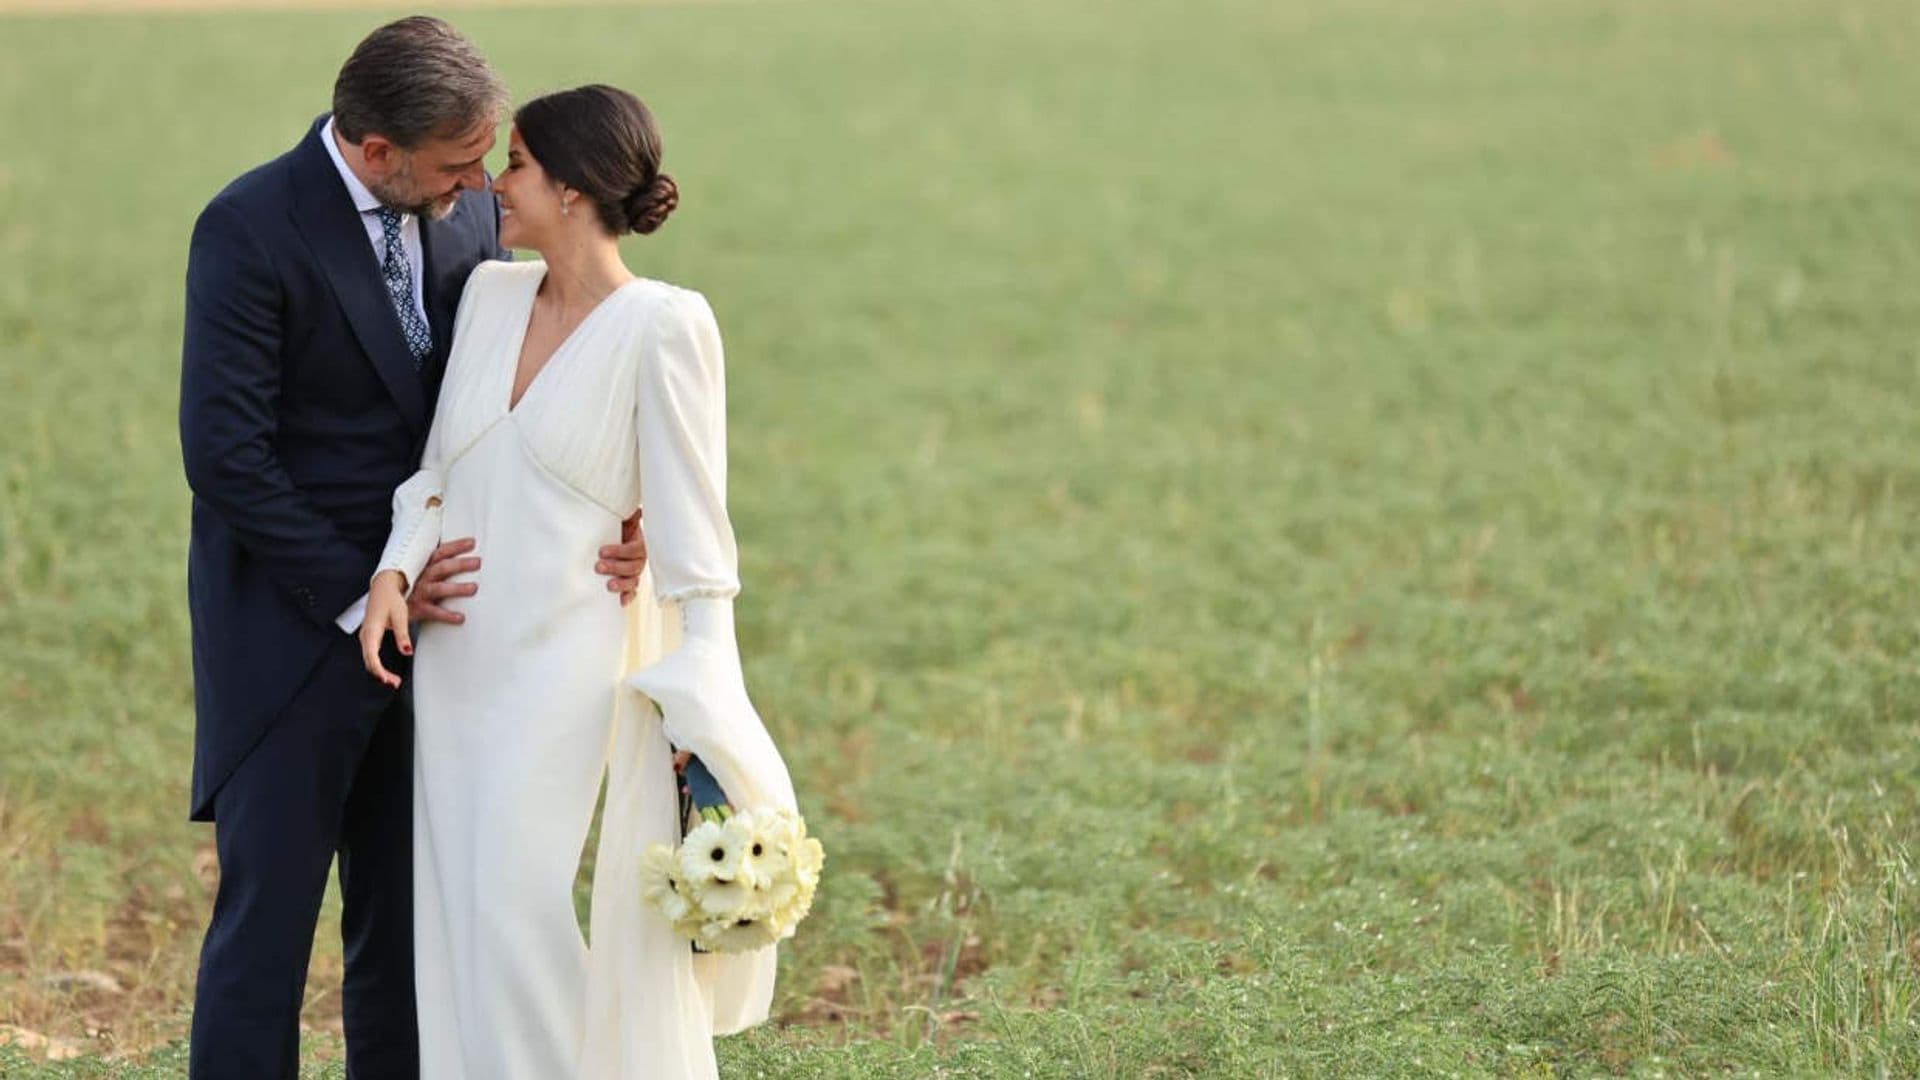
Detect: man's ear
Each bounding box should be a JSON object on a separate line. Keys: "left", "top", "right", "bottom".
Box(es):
{"left": 359, "top": 133, "right": 399, "bottom": 174}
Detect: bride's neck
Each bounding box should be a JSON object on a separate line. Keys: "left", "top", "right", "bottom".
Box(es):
{"left": 534, "top": 236, "right": 635, "bottom": 308}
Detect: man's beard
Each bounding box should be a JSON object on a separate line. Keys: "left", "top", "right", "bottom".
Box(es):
{"left": 370, "top": 160, "right": 460, "bottom": 220}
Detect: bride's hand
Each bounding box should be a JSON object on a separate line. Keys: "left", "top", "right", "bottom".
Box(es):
{"left": 359, "top": 569, "right": 412, "bottom": 689}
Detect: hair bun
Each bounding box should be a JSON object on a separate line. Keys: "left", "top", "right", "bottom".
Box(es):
{"left": 515, "top": 85, "right": 672, "bottom": 238}
{"left": 623, "top": 172, "right": 678, "bottom": 235}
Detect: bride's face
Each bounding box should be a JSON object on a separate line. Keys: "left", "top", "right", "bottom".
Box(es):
{"left": 493, "top": 127, "right": 568, "bottom": 250}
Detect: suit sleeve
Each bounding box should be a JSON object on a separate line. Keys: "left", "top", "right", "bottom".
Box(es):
{"left": 179, "top": 197, "right": 374, "bottom": 627}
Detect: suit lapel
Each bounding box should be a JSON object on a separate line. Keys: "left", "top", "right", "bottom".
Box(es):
{"left": 287, "top": 117, "right": 429, "bottom": 435}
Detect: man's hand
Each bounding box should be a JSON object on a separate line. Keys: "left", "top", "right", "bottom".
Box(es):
{"left": 599, "top": 507, "right": 646, "bottom": 606}
{"left": 409, "top": 538, "right": 480, "bottom": 625}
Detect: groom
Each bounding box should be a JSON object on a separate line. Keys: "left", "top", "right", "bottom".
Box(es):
{"left": 178, "top": 17, "right": 646, "bottom": 1079}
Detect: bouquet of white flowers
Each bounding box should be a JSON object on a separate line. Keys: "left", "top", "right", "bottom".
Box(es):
{"left": 638, "top": 755, "right": 824, "bottom": 953}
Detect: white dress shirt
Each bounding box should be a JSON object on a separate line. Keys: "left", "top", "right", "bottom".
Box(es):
{"left": 321, "top": 114, "right": 431, "bottom": 634}
{"left": 321, "top": 114, "right": 429, "bottom": 327}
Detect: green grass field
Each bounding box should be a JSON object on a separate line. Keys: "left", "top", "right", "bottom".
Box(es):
{"left": 4, "top": 0, "right": 1920, "bottom": 1073}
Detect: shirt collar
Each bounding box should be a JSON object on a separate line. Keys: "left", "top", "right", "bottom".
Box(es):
{"left": 321, "top": 114, "right": 388, "bottom": 218}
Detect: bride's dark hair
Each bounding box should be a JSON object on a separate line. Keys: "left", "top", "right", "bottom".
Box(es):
{"left": 514, "top": 84, "right": 678, "bottom": 236}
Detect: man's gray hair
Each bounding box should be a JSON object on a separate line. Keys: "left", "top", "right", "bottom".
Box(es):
{"left": 332, "top": 16, "right": 507, "bottom": 149}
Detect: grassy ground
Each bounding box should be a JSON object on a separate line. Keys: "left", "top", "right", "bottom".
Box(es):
{"left": 3, "top": 0, "right": 1919, "bottom": 1074}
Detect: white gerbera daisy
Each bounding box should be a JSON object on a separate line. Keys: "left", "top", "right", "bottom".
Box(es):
{"left": 696, "top": 877, "right": 756, "bottom": 921}
{"left": 740, "top": 810, "right": 795, "bottom": 888}
{"left": 707, "top": 914, "right": 775, "bottom": 953}
{"left": 638, "top": 844, "right": 692, "bottom": 921}
{"left": 720, "top": 813, "right": 774, "bottom": 891}
{"left": 680, "top": 819, "right": 746, "bottom": 894}
{"left": 794, "top": 835, "right": 826, "bottom": 888}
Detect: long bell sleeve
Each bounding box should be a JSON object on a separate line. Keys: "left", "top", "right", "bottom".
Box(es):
{"left": 372, "top": 459, "right": 444, "bottom": 595}
{"left": 586, "top": 286, "right": 799, "bottom": 1054}
{"left": 622, "top": 289, "right": 797, "bottom": 817}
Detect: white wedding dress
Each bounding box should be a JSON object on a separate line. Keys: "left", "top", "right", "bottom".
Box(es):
{"left": 374, "top": 259, "right": 800, "bottom": 1079}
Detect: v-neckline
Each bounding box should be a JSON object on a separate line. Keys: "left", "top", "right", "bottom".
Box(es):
{"left": 504, "top": 263, "right": 644, "bottom": 416}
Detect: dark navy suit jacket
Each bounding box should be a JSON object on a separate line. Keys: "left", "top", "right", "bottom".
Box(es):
{"left": 179, "top": 116, "right": 505, "bottom": 821}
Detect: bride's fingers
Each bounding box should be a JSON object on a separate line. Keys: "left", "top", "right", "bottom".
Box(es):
{"left": 390, "top": 607, "right": 413, "bottom": 658}
{"left": 360, "top": 626, "right": 395, "bottom": 686}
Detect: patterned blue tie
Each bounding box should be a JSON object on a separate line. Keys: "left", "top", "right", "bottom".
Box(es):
{"left": 374, "top": 207, "right": 433, "bottom": 367}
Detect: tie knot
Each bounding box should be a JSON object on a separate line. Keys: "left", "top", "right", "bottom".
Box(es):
{"left": 374, "top": 206, "right": 404, "bottom": 236}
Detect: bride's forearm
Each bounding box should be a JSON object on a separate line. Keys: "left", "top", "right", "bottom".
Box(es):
{"left": 374, "top": 470, "right": 446, "bottom": 592}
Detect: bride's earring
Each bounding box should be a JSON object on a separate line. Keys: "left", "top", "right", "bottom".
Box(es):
{"left": 561, "top": 195, "right": 572, "bottom": 217}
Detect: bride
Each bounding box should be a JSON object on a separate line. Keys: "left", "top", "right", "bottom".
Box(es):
{"left": 357, "top": 84, "right": 798, "bottom": 1079}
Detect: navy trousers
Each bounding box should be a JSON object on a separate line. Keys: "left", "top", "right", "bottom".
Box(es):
{"left": 189, "top": 632, "right": 418, "bottom": 1080}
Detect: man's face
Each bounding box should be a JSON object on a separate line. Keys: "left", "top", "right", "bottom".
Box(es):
{"left": 362, "top": 121, "right": 497, "bottom": 220}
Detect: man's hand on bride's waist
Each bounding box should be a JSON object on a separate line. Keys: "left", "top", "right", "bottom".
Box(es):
{"left": 409, "top": 537, "right": 480, "bottom": 626}
{"left": 598, "top": 506, "right": 647, "bottom": 607}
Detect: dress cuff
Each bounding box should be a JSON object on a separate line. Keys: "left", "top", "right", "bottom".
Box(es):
{"left": 677, "top": 595, "right": 735, "bottom": 641}
{"left": 375, "top": 472, "right": 444, "bottom": 594}
{"left": 623, "top": 593, "right": 798, "bottom": 815}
